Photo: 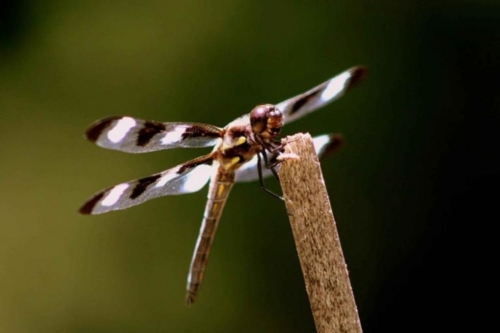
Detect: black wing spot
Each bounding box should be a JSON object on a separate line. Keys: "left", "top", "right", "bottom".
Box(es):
{"left": 290, "top": 89, "right": 321, "bottom": 114}
{"left": 130, "top": 174, "right": 162, "bottom": 199}
{"left": 137, "top": 121, "right": 166, "bottom": 147}
{"left": 322, "top": 134, "right": 344, "bottom": 157}
{"left": 178, "top": 155, "right": 214, "bottom": 174}
{"left": 79, "top": 192, "right": 105, "bottom": 214}
{"left": 85, "top": 117, "right": 118, "bottom": 142}
{"left": 346, "top": 66, "right": 369, "bottom": 91}
{"left": 181, "top": 124, "right": 222, "bottom": 140}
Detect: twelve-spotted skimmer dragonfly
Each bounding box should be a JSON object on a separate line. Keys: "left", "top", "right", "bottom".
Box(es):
{"left": 79, "top": 66, "right": 367, "bottom": 304}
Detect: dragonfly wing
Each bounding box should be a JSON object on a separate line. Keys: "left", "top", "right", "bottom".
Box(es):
{"left": 85, "top": 116, "right": 222, "bottom": 153}
{"left": 277, "top": 66, "right": 368, "bottom": 124}
{"left": 79, "top": 154, "right": 214, "bottom": 214}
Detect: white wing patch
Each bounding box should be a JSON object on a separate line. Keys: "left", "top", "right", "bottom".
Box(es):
{"left": 320, "top": 72, "right": 350, "bottom": 102}
{"left": 312, "top": 134, "right": 331, "bottom": 153}
{"left": 155, "top": 173, "right": 177, "bottom": 188}
{"left": 101, "top": 183, "right": 130, "bottom": 206}
{"left": 107, "top": 117, "right": 136, "bottom": 143}
{"left": 154, "top": 163, "right": 211, "bottom": 190}
{"left": 161, "top": 126, "right": 186, "bottom": 145}
{"left": 181, "top": 164, "right": 212, "bottom": 192}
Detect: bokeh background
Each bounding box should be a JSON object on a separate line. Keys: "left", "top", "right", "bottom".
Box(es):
{"left": 1, "top": 1, "right": 498, "bottom": 332}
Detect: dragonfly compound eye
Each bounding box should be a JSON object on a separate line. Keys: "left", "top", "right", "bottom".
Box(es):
{"left": 250, "top": 104, "right": 271, "bottom": 134}
{"left": 250, "top": 104, "right": 283, "bottom": 138}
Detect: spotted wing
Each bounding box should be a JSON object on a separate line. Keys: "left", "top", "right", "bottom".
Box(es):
{"left": 79, "top": 155, "right": 214, "bottom": 215}
{"left": 235, "top": 134, "right": 343, "bottom": 183}
{"left": 85, "top": 116, "right": 223, "bottom": 153}
{"left": 277, "top": 66, "right": 368, "bottom": 124}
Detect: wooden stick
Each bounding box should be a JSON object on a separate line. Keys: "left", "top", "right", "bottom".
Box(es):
{"left": 278, "top": 133, "right": 362, "bottom": 333}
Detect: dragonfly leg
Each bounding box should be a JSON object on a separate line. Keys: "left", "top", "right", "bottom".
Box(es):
{"left": 261, "top": 149, "right": 282, "bottom": 181}
{"left": 257, "top": 152, "right": 283, "bottom": 200}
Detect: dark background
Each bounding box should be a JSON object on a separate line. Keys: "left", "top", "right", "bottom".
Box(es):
{"left": 1, "top": 1, "right": 498, "bottom": 332}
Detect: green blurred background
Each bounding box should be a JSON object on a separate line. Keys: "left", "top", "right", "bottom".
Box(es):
{"left": 1, "top": 1, "right": 498, "bottom": 332}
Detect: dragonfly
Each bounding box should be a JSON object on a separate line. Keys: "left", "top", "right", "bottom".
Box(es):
{"left": 79, "top": 66, "right": 367, "bottom": 305}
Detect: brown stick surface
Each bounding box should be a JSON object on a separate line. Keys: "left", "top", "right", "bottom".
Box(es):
{"left": 279, "top": 133, "right": 362, "bottom": 333}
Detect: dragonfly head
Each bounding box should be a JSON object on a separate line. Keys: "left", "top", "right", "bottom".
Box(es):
{"left": 250, "top": 104, "right": 284, "bottom": 141}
